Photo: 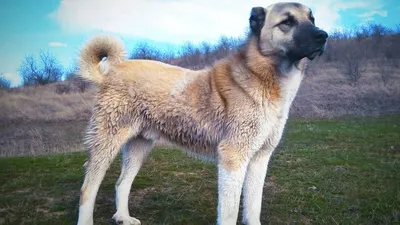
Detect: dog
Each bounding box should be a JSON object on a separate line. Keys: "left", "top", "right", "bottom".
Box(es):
{"left": 76, "top": 2, "right": 328, "bottom": 225}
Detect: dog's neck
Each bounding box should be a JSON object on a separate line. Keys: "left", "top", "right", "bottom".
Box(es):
{"left": 243, "top": 37, "right": 277, "bottom": 73}
{"left": 240, "top": 37, "right": 305, "bottom": 77}
{"left": 230, "top": 36, "right": 307, "bottom": 104}
{"left": 243, "top": 36, "right": 308, "bottom": 75}
{"left": 232, "top": 37, "right": 281, "bottom": 102}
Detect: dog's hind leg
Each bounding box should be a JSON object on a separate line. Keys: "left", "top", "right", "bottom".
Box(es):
{"left": 77, "top": 124, "right": 135, "bottom": 225}
{"left": 112, "top": 137, "right": 154, "bottom": 225}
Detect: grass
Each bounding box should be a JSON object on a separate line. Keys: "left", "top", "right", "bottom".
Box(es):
{"left": 0, "top": 121, "right": 87, "bottom": 157}
{"left": 0, "top": 116, "right": 399, "bottom": 224}
{"left": 0, "top": 83, "right": 94, "bottom": 124}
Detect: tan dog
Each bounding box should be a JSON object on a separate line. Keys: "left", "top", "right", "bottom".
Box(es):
{"left": 76, "top": 2, "right": 328, "bottom": 225}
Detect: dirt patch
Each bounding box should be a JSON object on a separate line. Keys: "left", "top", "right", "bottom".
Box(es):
{"left": 131, "top": 187, "right": 157, "bottom": 205}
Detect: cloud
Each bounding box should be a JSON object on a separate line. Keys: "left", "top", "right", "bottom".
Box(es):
{"left": 358, "top": 10, "right": 387, "bottom": 20}
{"left": 49, "top": 42, "right": 68, "bottom": 47}
{"left": 49, "top": 0, "right": 385, "bottom": 44}
{"left": 2, "top": 72, "right": 22, "bottom": 87}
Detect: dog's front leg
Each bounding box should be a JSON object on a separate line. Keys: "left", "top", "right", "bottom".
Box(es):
{"left": 217, "top": 141, "right": 251, "bottom": 225}
{"left": 241, "top": 146, "right": 274, "bottom": 225}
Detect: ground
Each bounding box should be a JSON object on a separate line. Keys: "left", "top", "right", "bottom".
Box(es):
{"left": 0, "top": 116, "right": 399, "bottom": 224}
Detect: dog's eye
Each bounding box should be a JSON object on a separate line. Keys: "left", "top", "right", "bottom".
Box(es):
{"left": 281, "top": 19, "right": 293, "bottom": 26}
{"left": 278, "top": 18, "right": 294, "bottom": 32}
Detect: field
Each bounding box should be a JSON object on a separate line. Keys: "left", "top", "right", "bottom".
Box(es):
{"left": 1, "top": 116, "right": 399, "bottom": 225}
{"left": 1, "top": 8, "right": 399, "bottom": 225}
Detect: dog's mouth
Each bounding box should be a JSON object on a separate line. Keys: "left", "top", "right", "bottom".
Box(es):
{"left": 306, "top": 44, "right": 326, "bottom": 60}
{"left": 306, "top": 50, "right": 322, "bottom": 60}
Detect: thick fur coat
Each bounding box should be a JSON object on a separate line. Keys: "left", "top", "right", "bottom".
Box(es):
{"left": 76, "top": 2, "right": 328, "bottom": 225}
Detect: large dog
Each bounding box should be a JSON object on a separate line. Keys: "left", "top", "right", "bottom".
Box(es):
{"left": 76, "top": 2, "right": 328, "bottom": 225}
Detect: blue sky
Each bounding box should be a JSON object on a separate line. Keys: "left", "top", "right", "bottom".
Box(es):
{"left": 1, "top": 0, "right": 398, "bottom": 86}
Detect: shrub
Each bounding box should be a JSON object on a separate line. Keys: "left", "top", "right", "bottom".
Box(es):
{"left": 0, "top": 75, "right": 11, "bottom": 89}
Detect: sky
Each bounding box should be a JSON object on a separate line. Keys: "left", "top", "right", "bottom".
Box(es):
{"left": 0, "top": 0, "right": 398, "bottom": 86}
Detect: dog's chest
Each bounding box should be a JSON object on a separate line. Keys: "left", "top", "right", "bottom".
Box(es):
{"left": 257, "top": 68, "right": 303, "bottom": 149}
{"left": 278, "top": 68, "right": 303, "bottom": 116}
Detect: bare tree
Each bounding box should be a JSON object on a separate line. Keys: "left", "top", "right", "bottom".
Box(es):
{"left": 179, "top": 42, "right": 202, "bottom": 69}
{"left": 370, "top": 23, "right": 389, "bottom": 37}
{"left": 0, "top": 73, "right": 11, "bottom": 89}
{"left": 199, "top": 41, "right": 214, "bottom": 65}
{"left": 130, "top": 42, "right": 163, "bottom": 60}
{"left": 20, "top": 51, "right": 63, "bottom": 86}
{"left": 376, "top": 56, "right": 393, "bottom": 87}
{"left": 214, "top": 36, "right": 242, "bottom": 59}
{"left": 340, "top": 41, "right": 366, "bottom": 86}
{"left": 342, "top": 58, "right": 365, "bottom": 87}
{"left": 329, "top": 28, "right": 352, "bottom": 40}
{"left": 354, "top": 24, "right": 371, "bottom": 41}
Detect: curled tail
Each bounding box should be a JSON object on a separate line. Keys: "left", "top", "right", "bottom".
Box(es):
{"left": 78, "top": 35, "right": 126, "bottom": 84}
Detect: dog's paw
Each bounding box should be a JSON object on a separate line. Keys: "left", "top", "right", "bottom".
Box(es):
{"left": 111, "top": 214, "right": 141, "bottom": 225}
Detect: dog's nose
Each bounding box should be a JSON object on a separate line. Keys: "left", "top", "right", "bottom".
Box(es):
{"left": 315, "top": 30, "right": 328, "bottom": 42}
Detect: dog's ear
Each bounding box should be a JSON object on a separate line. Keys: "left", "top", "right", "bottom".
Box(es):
{"left": 249, "top": 7, "right": 266, "bottom": 35}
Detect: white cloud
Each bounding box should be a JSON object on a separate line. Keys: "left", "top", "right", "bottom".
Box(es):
{"left": 49, "top": 0, "right": 385, "bottom": 44}
{"left": 359, "top": 10, "right": 387, "bottom": 19}
{"left": 2, "top": 72, "right": 22, "bottom": 87}
{"left": 49, "top": 42, "right": 68, "bottom": 47}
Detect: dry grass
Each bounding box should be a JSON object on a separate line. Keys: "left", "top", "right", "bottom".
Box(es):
{"left": 293, "top": 63, "right": 400, "bottom": 118}
{"left": 0, "top": 121, "right": 87, "bottom": 157}
{"left": 0, "top": 120, "right": 177, "bottom": 157}
{"left": 0, "top": 81, "right": 95, "bottom": 124}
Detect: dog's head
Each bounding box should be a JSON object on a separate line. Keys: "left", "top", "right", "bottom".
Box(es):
{"left": 249, "top": 2, "right": 328, "bottom": 61}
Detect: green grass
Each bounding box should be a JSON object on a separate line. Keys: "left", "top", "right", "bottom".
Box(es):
{"left": 1, "top": 116, "right": 399, "bottom": 225}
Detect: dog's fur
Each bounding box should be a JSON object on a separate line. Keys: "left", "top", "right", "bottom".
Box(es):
{"left": 76, "top": 2, "right": 328, "bottom": 225}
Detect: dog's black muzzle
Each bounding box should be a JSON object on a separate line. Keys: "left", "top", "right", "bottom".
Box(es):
{"left": 307, "top": 27, "right": 328, "bottom": 59}
{"left": 291, "top": 24, "right": 329, "bottom": 60}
